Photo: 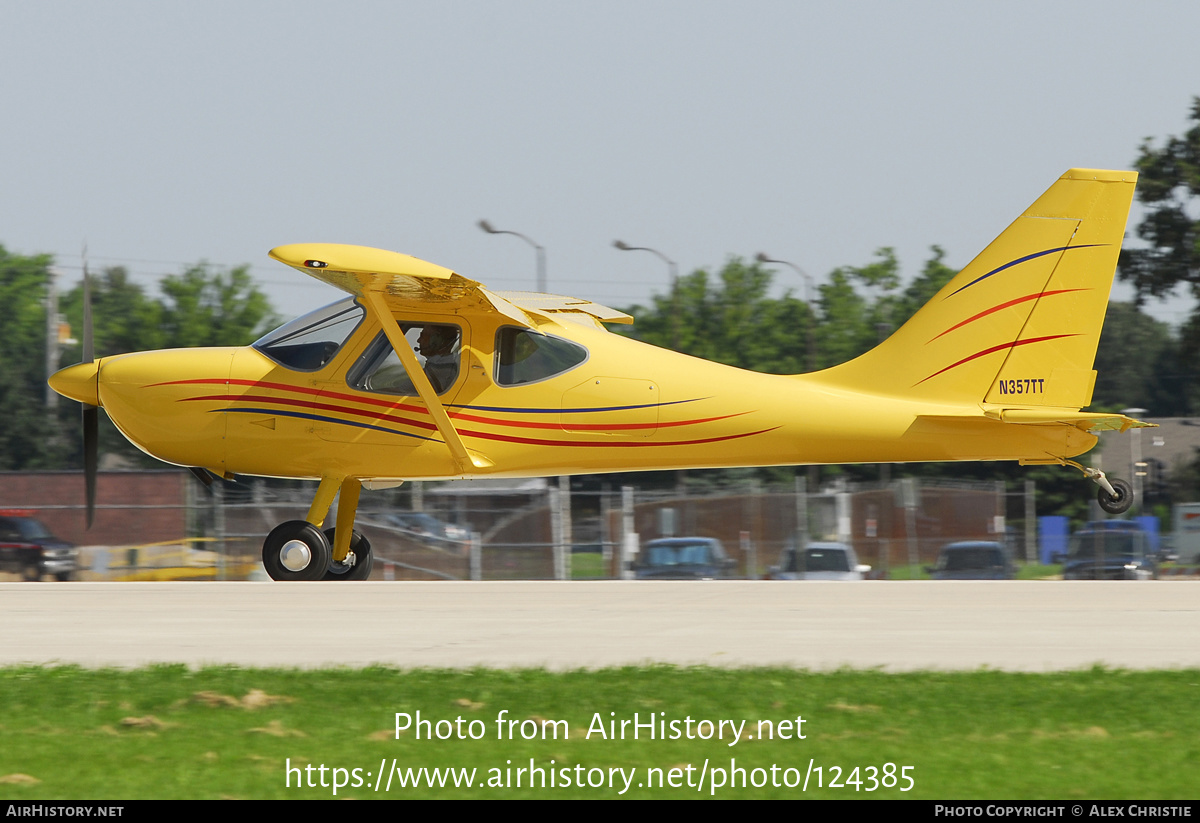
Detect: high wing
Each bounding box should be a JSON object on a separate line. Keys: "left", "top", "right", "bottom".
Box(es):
{"left": 268, "top": 243, "right": 633, "bottom": 473}
{"left": 268, "top": 243, "right": 632, "bottom": 327}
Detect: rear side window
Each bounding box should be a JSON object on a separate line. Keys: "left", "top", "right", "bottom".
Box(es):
{"left": 495, "top": 328, "right": 588, "bottom": 386}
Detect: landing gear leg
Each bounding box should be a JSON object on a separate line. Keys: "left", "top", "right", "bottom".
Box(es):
{"left": 322, "top": 528, "right": 373, "bottom": 580}
{"left": 323, "top": 478, "right": 372, "bottom": 580}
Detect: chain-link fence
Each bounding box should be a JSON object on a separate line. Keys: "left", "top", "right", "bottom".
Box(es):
{"left": 2, "top": 470, "right": 1029, "bottom": 581}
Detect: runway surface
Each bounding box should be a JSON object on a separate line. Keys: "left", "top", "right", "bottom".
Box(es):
{"left": 4, "top": 580, "right": 1199, "bottom": 671}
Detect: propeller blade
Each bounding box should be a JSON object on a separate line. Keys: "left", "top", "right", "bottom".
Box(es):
{"left": 83, "top": 404, "right": 98, "bottom": 528}
{"left": 82, "top": 254, "right": 97, "bottom": 528}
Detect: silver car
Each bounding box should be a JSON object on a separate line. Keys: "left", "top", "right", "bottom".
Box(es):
{"left": 771, "top": 542, "right": 870, "bottom": 580}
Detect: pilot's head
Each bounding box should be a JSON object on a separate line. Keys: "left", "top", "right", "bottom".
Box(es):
{"left": 417, "top": 325, "right": 456, "bottom": 357}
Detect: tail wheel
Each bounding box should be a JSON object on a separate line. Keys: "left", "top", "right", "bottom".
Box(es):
{"left": 322, "top": 528, "right": 373, "bottom": 581}
{"left": 1098, "top": 477, "right": 1133, "bottom": 515}
{"left": 262, "top": 521, "right": 331, "bottom": 581}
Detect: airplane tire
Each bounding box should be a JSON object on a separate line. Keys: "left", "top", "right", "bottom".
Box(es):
{"left": 322, "top": 528, "right": 374, "bottom": 581}
{"left": 262, "top": 521, "right": 331, "bottom": 581}
{"left": 1098, "top": 477, "right": 1133, "bottom": 515}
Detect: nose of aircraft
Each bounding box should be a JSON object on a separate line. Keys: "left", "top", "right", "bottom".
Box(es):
{"left": 48, "top": 361, "right": 101, "bottom": 406}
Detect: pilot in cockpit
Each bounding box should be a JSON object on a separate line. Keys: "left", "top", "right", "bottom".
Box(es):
{"left": 416, "top": 325, "right": 460, "bottom": 393}
{"left": 356, "top": 323, "right": 461, "bottom": 396}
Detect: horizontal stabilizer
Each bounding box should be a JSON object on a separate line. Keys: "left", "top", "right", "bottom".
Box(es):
{"left": 919, "top": 409, "right": 1155, "bottom": 433}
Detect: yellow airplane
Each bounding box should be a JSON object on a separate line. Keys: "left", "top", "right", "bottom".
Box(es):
{"left": 49, "top": 168, "right": 1150, "bottom": 580}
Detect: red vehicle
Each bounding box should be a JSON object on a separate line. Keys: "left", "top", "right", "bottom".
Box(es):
{"left": 0, "top": 510, "right": 78, "bottom": 581}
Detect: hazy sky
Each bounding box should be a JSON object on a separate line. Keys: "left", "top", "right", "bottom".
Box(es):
{"left": 4, "top": 1, "right": 1198, "bottom": 325}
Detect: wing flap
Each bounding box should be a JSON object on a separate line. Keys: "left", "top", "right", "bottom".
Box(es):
{"left": 494, "top": 290, "right": 634, "bottom": 324}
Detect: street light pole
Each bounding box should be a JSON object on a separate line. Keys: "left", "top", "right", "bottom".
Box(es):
{"left": 758, "top": 252, "right": 822, "bottom": 499}
{"left": 478, "top": 220, "right": 546, "bottom": 293}
{"left": 756, "top": 252, "right": 817, "bottom": 372}
{"left": 613, "top": 239, "right": 686, "bottom": 494}
{"left": 613, "top": 240, "right": 679, "bottom": 350}
{"left": 1123, "top": 407, "right": 1149, "bottom": 515}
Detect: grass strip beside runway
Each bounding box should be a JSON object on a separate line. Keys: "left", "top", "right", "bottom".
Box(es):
{"left": 0, "top": 665, "right": 1196, "bottom": 799}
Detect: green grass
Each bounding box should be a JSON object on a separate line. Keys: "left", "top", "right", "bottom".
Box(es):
{"left": 883, "top": 564, "right": 1062, "bottom": 580}
{"left": 1, "top": 665, "right": 1197, "bottom": 799}
{"left": 883, "top": 564, "right": 927, "bottom": 580}
{"left": 570, "top": 552, "right": 609, "bottom": 578}
{"left": 1017, "top": 563, "right": 1062, "bottom": 580}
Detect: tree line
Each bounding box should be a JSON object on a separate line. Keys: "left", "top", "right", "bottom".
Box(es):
{"left": 0, "top": 252, "right": 277, "bottom": 471}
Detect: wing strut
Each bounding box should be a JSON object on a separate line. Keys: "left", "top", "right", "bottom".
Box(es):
{"left": 360, "top": 289, "right": 489, "bottom": 471}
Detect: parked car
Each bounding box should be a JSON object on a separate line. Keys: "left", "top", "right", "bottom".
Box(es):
{"left": 630, "top": 537, "right": 736, "bottom": 580}
{"left": 0, "top": 511, "right": 78, "bottom": 582}
{"left": 384, "top": 512, "right": 469, "bottom": 549}
{"left": 770, "top": 542, "right": 870, "bottom": 580}
{"left": 1060, "top": 520, "right": 1160, "bottom": 580}
{"left": 927, "top": 541, "right": 1013, "bottom": 580}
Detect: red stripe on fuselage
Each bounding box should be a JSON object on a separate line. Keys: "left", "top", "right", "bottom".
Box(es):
{"left": 181, "top": 392, "right": 751, "bottom": 433}
{"left": 451, "top": 426, "right": 781, "bottom": 448}
{"left": 158, "top": 379, "right": 755, "bottom": 435}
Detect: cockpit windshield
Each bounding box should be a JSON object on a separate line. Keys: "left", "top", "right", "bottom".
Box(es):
{"left": 253, "top": 298, "right": 364, "bottom": 371}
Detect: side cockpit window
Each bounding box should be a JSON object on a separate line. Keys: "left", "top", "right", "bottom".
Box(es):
{"left": 495, "top": 327, "right": 588, "bottom": 386}
{"left": 253, "top": 298, "right": 364, "bottom": 371}
{"left": 347, "top": 324, "right": 462, "bottom": 396}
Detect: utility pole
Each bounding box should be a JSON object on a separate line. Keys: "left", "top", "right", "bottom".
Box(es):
{"left": 45, "top": 267, "right": 60, "bottom": 410}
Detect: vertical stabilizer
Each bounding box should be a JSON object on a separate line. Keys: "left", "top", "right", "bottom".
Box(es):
{"left": 812, "top": 169, "right": 1137, "bottom": 409}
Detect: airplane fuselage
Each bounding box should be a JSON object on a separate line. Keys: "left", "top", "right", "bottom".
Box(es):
{"left": 85, "top": 303, "right": 1096, "bottom": 482}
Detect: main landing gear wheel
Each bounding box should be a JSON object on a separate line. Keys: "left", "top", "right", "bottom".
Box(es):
{"left": 1097, "top": 477, "right": 1134, "bottom": 515}
{"left": 262, "top": 520, "right": 331, "bottom": 581}
{"left": 322, "top": 527, "right": 373, "bottom": 581}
